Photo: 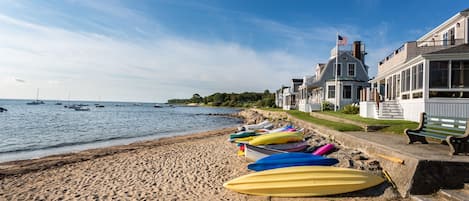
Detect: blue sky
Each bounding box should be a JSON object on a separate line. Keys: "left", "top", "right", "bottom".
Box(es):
{"left": 0, "top": 0, "right": 468, "bottom": 102}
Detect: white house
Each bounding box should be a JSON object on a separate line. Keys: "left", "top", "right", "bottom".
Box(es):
{"left": 297, "top": 41, "right": 370, "bottom": 112}
{"left": 360, "top": 8, "right": 469, "bottom": 121}
{"left": 274, "top": 86, "right": 288, "bottom": 108}
{"left": 282, "top": 79, "right": 303, "bottom": 110}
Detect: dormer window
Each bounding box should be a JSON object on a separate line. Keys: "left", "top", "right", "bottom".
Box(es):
{"left": 348, "top": 63, "right": 356, "bottom": 77}
{"left": 335, "top": 63, "right": 342, "bottom": 76}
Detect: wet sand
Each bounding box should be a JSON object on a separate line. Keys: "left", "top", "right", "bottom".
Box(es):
{"left": 0, "top": 127, "right": 406, "bottom": 200}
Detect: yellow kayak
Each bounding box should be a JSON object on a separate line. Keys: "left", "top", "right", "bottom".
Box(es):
{"left": 248, "top": 132, "right": 303, "bottom": 146}
{"left": 234, "top": 136, "right": 257, "bottom": 143}
{"left": 223, "top": 166, "right": 384, "bottom": 197}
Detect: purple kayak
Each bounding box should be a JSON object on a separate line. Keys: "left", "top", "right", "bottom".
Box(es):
{"left": 312, "top": 143, "right": 335, "bottom": 156}
{"left": 262, "top": 141, "right": 309, "bottom": 152}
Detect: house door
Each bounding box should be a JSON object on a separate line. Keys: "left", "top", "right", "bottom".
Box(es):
{"left": 386, "top": 77, "right": 391, "bottom": 100}
{"left": 392, "top": 74, "right": 397, "bottom": 100}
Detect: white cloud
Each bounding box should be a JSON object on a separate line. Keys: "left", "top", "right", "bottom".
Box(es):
{"left": 0, "top": 13, "right": 311, "bottom": 102}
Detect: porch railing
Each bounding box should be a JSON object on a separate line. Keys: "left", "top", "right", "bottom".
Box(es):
{"left": 359, "top": 88, "right": 380, "bottom": 102}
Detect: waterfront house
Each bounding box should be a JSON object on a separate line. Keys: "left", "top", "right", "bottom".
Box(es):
{"left": 297, "top": 41, "right": 370, "bottom": 112}
{"left": 275, "top": 86, "right": 288, "bottom": 108}
{"left": 282, "top": 79, "right": 303, "bottom": 110}
{"left": 360, "top": 8, "right": 469, "bottom": 121}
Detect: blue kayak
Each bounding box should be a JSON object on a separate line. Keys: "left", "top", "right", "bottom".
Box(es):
{"left": 247, "top": 152, "right": 339, "bottom": 171}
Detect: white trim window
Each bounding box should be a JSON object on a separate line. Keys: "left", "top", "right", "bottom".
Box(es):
{"left": 328, "top": 85, "right": 335, "bottom": 98}
{"left": 347, "top": 63, "right": 356, "bottom": 77}
{"left": 334, "top": 63, "right": 342, "bottom": 77}
{"left": 343, "top": 85, "right": 352, "bottom": 99}
{"left": 429, "top": 60, "right": 469, "bottom": 98}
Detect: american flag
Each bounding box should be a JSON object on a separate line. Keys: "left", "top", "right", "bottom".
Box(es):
{"left": 338, "top": 35, "right": 347, "bottom": 46}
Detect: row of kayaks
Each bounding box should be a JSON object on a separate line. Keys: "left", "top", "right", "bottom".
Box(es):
{"left": 223, "top": 121, "right": 385, "bottom": 197}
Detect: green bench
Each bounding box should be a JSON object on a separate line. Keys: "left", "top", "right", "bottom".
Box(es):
{"left": 405, "top": 112, "right": 469, "bottom": 155}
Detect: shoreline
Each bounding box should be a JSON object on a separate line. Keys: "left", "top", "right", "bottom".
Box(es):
{"left": 0, "top": 126, "right": 238, "bottom": 179}
{"left": 0, "top": 123, "right": 241, "bottom": 163}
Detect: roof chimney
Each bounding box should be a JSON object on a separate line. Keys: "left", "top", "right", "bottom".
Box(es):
{"left": 352, "top": 41, "right": 365, "bottom": 63}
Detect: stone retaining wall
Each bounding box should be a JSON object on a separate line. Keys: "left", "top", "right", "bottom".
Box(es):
{"left": 242, "top": 109, "right": 469, "bottom": 198}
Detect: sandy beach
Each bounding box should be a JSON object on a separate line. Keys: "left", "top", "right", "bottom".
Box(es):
{"left": 0, "top": 125, "right": 405, "bottom": 201}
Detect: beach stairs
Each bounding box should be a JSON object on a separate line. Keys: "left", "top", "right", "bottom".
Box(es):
{"left": 411, "top": 183, "right": 469, "bottom": 201}
{"left": 377, "top": 100, "right": 404, "bottom": 120}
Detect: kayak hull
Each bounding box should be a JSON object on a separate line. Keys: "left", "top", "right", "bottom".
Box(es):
{"left": 247, "top": 153, "right": 339, "bottom": 171}
{"left": 224, "top": 166, "right": 384, "bottom": 197}
{"left": 244, "top": 144, "right": 286, "bottom": 162}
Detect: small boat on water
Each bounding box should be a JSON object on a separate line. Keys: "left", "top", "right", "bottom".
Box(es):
{"left": 74, "top": 106, "right": 90, "bottom": 111}
{"left": 0, "top": 107, "right": 7, "bottom": 112}
{"left": 26, "top": 100, "right": 45, "bottom": 105}
{"left": 244, "top": 144, "right": 286, "bottom": 162}
{"left": 95, "top": 104, "right": 105, "bottom": 108}
{"left": 154, "top": 105, "right": 163, "bottom": 108}
{"left": 223, "top": 166, "right": 385, "bottom": 197}
{"left": 55, "top": 102, "right": 63, "bottom": 105}
{"left": 26, "top": 88, "right": 45, "bottom": 105}
{"left": 65, "top": 104, "right": 80, "bottom": 109}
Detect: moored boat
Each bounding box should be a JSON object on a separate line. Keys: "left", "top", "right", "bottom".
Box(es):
{"left": 74, "top": 107, "right": 90, "bottom": 111}
{"left": 26, "top": 100, "right": 45, "bottom": 105}
{"left": 26, "top": 88, "right": 45, "bottom": 105}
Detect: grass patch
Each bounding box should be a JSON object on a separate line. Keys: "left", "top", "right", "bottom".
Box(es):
{"left": 259, "top": 107, "right": 284, "bottom": 112}
{"left": 286, "top": 110, "right": 362, "bottom": 132}
{"left": 320, "top": 111, "right": 418, "bottom": 134}
{"left": 258, "top": 108, "right": 417, "bottom": 134}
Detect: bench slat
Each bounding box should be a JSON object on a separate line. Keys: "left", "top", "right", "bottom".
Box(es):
{"left": 423, "top": 124, "right": 466, "bottom": 133}
{"left": 424, "top": 119, "right": 467, "bottom": 127}
{"left": 407, "top": 131, "right": 447, "bottom": 140}
{"left": 425, "top": 115, "right": 468, "bottom": 122}
{"left": 422, "top": 128, "right": 465, "bottom": 136}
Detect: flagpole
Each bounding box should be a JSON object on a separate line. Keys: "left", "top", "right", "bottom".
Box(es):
{"left": 335, "top": 32, "right": 339, "bottom": 111}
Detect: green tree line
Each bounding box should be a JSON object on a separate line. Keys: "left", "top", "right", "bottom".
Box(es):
{"left": 167, "top": 90, "right": 276, "bottom": 108}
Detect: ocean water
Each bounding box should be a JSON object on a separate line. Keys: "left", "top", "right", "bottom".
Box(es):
{"left": 0, "top": 99, "right": 242, "bottom": 162}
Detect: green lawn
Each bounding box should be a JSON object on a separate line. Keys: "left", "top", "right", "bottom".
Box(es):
{"left": 258, "top": 107, "right": 284, "bottom": 112}
{"left": 259, "top": 108, "right": 418, "bottom": 134}
{"left": 320, "top": 111, "right": 419, "bottom": 134}
{"left": 286, "top": 110, "right": 363, "bottom": 132}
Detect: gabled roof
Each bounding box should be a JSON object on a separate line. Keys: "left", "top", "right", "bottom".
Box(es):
{"left": 426, "top": 44, "right": 469, "bottom": 55}
{"left": 462, "top": 8, "right": 469, "bottom": 13}
{"left": 292, "top": 78, "right": 303, "bottom": 83}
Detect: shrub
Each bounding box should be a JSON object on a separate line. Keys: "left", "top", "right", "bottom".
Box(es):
{"left": 321, "top": 101, "right": 334, "bottom": 111}
{"left": 342, "top": 104, "right": 359, "bottom": 114}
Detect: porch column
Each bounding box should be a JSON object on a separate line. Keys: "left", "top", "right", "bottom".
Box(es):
{"left": 424, "top": 60, "right": 429, "bottom": 101}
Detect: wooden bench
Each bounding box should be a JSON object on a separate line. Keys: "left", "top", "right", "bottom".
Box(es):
{"left": 405, "top": 112, "right": 469, "bottom": 155}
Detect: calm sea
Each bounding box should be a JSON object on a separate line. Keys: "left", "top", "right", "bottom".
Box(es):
{"left": 0, "top": 99, "right": 242, "bottom": 162}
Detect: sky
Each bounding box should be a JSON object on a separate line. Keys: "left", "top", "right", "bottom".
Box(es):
{"left": 0, "top": 0, "right": 468, "bottom": 102}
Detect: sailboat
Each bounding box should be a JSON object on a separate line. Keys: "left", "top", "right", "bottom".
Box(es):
{"left": 26, "top": 88, "right": 45, "bottom": 105}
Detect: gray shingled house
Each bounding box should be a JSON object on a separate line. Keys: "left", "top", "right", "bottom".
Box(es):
{"left": 298, "top": 41, "right": 370, "bottom": 112}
